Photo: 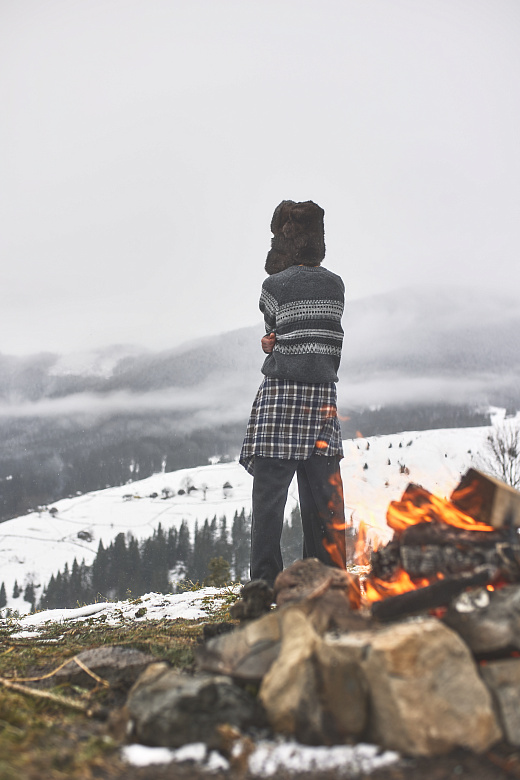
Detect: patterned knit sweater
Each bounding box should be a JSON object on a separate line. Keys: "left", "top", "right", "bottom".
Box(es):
{"left": 259, "top": 265, "right": 344, "bottom": 383}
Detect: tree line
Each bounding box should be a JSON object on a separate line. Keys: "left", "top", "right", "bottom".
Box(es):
{"left": 1, "top": 504, "right": 365, "bottom": 613}
{"left": 34, "top": 507, "right": 306, "bottom": 610}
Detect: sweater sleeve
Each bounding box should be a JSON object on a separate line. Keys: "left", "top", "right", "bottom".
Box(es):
{"left": 259, "top": 283, "right": 277, "bottom": 334}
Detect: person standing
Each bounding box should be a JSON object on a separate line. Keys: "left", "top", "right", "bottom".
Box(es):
{"left": 240, "top": 200, "right": 346, "bottom": 586}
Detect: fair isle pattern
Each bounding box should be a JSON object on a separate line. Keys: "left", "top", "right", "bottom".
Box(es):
{"left": 274, "top": 342, "right": 342, "bottom": 356}
{"left": 239, "top": 377, "right": 343, "bottom": 476}
{"left": 278, "top": 328, "right": 343, "bottom": 341}
{"left": 276, "top": 299, "right": 344, "bottom": 326}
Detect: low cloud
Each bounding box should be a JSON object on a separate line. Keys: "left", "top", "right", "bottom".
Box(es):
{"left": 0, "top": 372, "right": 258, "bottom": 429}
{"left": 337, "top": 372, "right": 517, "bottom": 410}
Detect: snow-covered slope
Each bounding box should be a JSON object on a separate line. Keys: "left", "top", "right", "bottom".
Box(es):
{"left": 0, "top": 413, "right": 511, "bottom": 613}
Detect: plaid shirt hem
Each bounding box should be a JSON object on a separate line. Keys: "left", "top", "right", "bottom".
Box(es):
{"left": 239, "top": 377, "right": 343, "bottom": 475}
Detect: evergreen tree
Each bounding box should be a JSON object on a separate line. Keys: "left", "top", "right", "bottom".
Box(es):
{"left": 281, "top": 505, "right": 303, "bottom": 566}
{"left": 92, "top": 540, "right": 108, "bottom": 598}
{"left": 177, "top": 521, "right": 192, "bottom": 564}
{"left": 54, "top": 571, "right": 65, "bottom": 607}
{"left": 140, "top": 537, "right": 155, "bottom": 593}
{"left": 232, "top": 509, "right": 250, "bottom": 582}
{"left": 190, "top": 519, "right": 214, "bottom": 583}
{"left": 215, "top": 516, "right": 231, "bottom": 562}
{"left": 0, "top": 582, "right": 6, "bottom": 609}
{"left": 127, "top": 536, "right": 143, "bottom": 595}
{"left": 111, "top": 533, "right": 129, "bottom": 598}
{"left": 12, "top": 580, "right": 20, "bottom": 599}
{"left": 205, "top": 556, "right": 231, "bottom": 587}
{"left": 39, "top": 574, "right": 55, "bottom": 610}
{"left": 166, "top": 527, "right": 178, "bottom": 568}
{"left": 149, "top": 524, "right": 169, "bottom": 593}
{"left": 69, "top": 558, "right": 82, "bottom": 606}
{"left": 23, "top": 581, "right": 36, "bottom": 611}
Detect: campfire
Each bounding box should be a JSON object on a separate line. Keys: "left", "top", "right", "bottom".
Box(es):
{"left": 124, "top": 468, "right": 520, "bottom": 762}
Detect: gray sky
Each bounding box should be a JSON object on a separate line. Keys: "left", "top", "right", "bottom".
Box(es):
{"left": 2, "top": 0, "right": 520, "bottom": 355}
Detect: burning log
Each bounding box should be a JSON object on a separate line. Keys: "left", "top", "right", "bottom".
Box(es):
{"left": 451, "top": 468, "right": 520, "bottom": 529}
{"left": 371, "top": 568, "right": 494, "bottom": 623}
{"left": 366, "top": 471, "right": 520, "bottom": 620}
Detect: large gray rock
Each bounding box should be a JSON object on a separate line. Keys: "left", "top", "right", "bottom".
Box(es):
{"left": 54, "top": 646, "right": 155, "bottom": 689}
{"left": 126, "top": 663, "right": 265, "bottom": 748}
{"left": 359, "top": 618, "right": 501, "bottom": 756}
{"left": 259, "top": 608, "right": 368, "bottom": 745}
{"left": 196, "top": 610, "right": 282, "bottom": 682}
{"left": 444, "top": 584, "right": 520, "bottom": 655}
{"left": 480, "top": 658, "right": 520, "bottom": 746}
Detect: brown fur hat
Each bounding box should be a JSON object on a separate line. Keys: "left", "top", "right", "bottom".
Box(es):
{"left": 265, "top": 200, "right": 326, "bottom": 275}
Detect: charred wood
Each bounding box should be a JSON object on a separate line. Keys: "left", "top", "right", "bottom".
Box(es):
{"left": 371, "top": 568, "right": 494, "bottom": 622}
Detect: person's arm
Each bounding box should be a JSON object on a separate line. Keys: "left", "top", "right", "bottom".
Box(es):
{"left": 259, "top": 282, "right": 277, "bottom": 353}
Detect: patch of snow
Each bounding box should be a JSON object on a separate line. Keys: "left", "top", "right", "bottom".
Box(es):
{"left": 121, "top": 739, "right": 399, "bottom": 776}
{"left": 3, "top": 588, "right": 240, "bottom": 632}
{"left": 247, "top": 740, "right": 399, "bottom": 776}
{"left": 121, "top": 745, "right": 177, "bottom": 767}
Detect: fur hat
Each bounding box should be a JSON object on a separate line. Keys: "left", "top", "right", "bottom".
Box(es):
{"left": 265, "top": 200, "right": 326, "bottom": 275}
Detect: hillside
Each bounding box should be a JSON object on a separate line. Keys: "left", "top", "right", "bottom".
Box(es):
{"left": 1, "top": 414, "right": 511, "bottom": 615}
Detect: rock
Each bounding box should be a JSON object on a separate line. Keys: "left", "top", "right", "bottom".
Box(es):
{"left": 259, "top": 608, "right": 368, "bottom": 744}
{"left": 274, "top": 558, "right": 366, "bottom": 633}
{"left": 480, "top": 658, "right": 520, "bottom": 746}
{"left": 229, "top": 580, "right": 274, "bottom": 622}
{"left": 197, "top": 583, "right": 370, "bottom": 683}
{"left": 443, "top": 585, "right": 520, "bottom": 655}
{"left": 274, "top": 558, "right": 358, "bottom": 608}
{"left": 359, "top": 618, "right": 502, "bottom": 756}
{"left": 54, "top": 646, "right": 156, "bottom": 689}
{"left": 126, "top": 664, "right": 265, "bottom": 749}
{"left": 196, "top": 610, "right": 282, "bottom": 682}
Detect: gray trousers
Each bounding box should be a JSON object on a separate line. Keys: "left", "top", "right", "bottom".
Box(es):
{"left": 250, "top": 454, "right": 346, "bottom": 586}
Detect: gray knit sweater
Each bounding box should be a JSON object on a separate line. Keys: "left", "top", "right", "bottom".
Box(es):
{"left": 259, "top": 265, "right": 344, "bottom": 383}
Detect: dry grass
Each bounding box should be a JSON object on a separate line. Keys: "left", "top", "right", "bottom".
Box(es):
{"left": 0, "top": 601, "right": 236, "bottom": 779}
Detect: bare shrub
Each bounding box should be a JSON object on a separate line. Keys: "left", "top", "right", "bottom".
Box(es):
{"left": 480, "top": 421, "right": 520, "bottom": 489}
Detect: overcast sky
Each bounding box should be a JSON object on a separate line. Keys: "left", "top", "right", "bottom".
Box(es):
{"left": 1, "top": 0, "right": 519, "bottom": 356}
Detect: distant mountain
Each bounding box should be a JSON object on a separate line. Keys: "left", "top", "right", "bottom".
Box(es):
{"left": 0, "top": 286, "right": 518, "bottom": 409}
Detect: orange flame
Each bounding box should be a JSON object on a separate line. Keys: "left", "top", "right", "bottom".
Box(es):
{"left": 355, "top": 520, "right": 370, "bottom": 566}
{"left": 322, "top": 471, "right": 347, "bottom": 569}
{"left": 387, "top": 484, "right": 494, "bottom": 534}
{"left": 345, "top": 572, "right": 362, "bottom": 610}
{"left": 364, "top": 569, "right": 433, "bottom": 603}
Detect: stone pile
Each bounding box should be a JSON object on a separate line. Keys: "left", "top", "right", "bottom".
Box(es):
{"left": 119, "top": 558, "right": 520, "bottom": 758}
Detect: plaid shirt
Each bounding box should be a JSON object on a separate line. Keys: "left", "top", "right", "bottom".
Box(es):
{"left": 239, "top": 377, "right": 344, "bottom": 475}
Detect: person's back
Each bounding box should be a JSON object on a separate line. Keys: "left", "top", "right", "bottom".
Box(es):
{"left": 260, "top": 264, "right": 344, "bottom": 383}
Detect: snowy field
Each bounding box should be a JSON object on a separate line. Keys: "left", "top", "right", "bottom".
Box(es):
{"left": 0, "top": 410, "right": 513, "bottom": 612}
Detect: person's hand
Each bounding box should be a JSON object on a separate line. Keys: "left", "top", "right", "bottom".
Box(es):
{"left": 261, "top": 332, "right": 276, "bottom": 353}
